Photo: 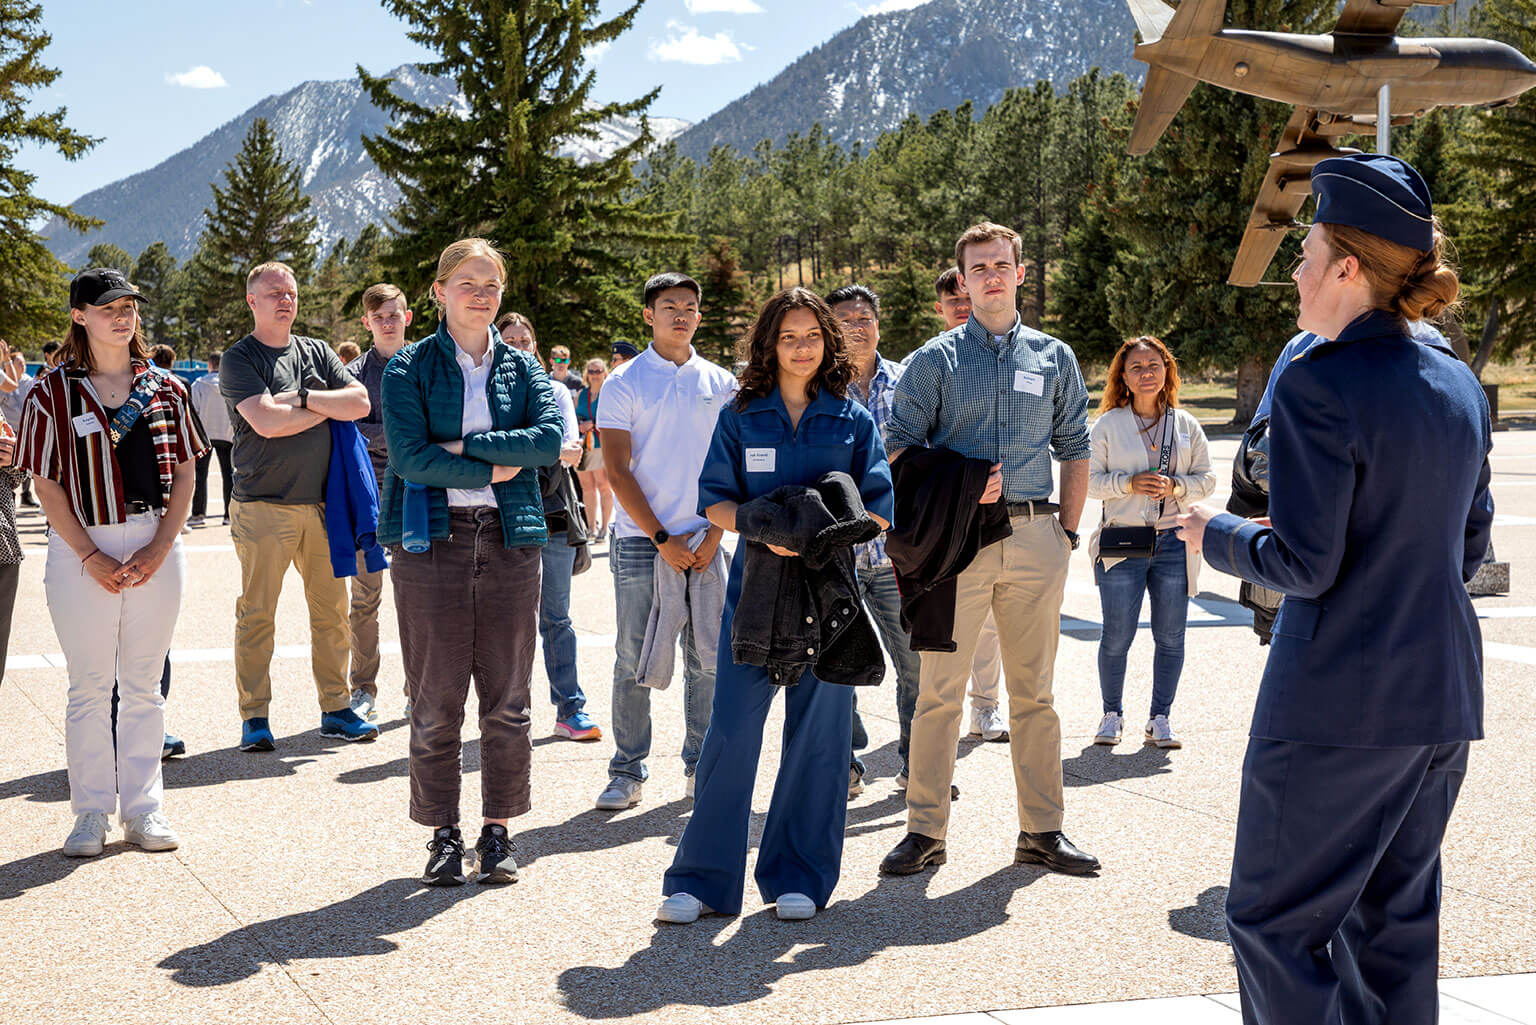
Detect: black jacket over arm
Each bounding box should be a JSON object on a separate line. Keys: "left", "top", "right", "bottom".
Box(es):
{"left": 885, "top": 446, "right": 1012, "bottom": 652}
{"left": 732, "top": 471, "right": 885, "bottom": 687}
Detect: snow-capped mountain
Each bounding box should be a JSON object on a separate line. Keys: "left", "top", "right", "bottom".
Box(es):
{"left": 41, "top": 65, "right": 689, "bottom": 267}
{"left": 669, "top": 0, "right": 1145, "bottom": 161}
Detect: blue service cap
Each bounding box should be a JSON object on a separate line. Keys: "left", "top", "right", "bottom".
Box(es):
{"left": 1311, "top": 153, "right": 1434, "bottom": 252}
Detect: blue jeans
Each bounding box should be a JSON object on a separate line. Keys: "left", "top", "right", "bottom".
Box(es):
{"left": 608, "top": 535, "right": 715, "bottom": 782}
{"left": 1095, "top": 529, "right": 1187, "bottom": 718}
{"left": 539, "top": 530, "right": 585, "bottom": 720}
{"left": 849, "top": 562, "right": 923, "bottom": 777}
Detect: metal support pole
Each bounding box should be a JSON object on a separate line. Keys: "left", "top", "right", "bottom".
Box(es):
{"left": 1378, "top": 82, "right": 1392, "bottom": 156}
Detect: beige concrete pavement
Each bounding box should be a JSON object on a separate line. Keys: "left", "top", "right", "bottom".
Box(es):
{"left": 1, "top": 429, "right": 1534, "bottom": 1024}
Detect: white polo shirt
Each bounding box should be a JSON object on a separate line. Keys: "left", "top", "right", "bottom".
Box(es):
{"left": 597, "top": 343, "right": 737, "bottom": 539}
{"left": 447, "top": 331, "right": 497, "bottom": 508}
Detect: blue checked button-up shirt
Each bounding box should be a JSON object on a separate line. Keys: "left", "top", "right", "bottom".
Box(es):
{"left": 885, "top": 316, "right": 1090, "bottom": 502}
{"left": 848, "top": 354, "right": 903, "bottom": 570}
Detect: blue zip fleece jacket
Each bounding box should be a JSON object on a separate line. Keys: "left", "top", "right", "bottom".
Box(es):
{"left": 325, "top": 419, "right": 389, "bottom": 577}
{"left": 377, "top": 322, "right": 563, "bottom": 550}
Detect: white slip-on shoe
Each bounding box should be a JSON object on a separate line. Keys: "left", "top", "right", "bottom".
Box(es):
{"left": 1145, "top": 715, "right": 1182, "bottom": 749}
{"left": 595, "top": 777, "right": 643, "bottom": 811}
{"left": 971, "top": 704, "right": 1008, "bottom": 742}
{"left": 775, "top": 893, "right": 817, "bottom": 920}
{"left": 1093, "top": 712, "right": 1124, "bottom": 746}
{"left": 123, "top": 811, "right": 179, "bottom": 852}
{"left": 63, "top": 812, "right": 110, "bottom": 857}
{"left": 657, "top": 892, "right": 711, "bottom": 924}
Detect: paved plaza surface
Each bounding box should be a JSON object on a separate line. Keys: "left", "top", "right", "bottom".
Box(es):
{"left": 2, "top": 428, "right": 1534, "bottom": 1025}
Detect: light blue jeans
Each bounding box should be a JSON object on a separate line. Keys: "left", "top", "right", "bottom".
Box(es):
{"left": 539, "top": 530, "right": 585, "bottom": 721}
{"left": 849, "top": 562, "right": 923, "bottom": 778}
{"left": 608, "top": 535, "right": 715, "bottom": 782}
{"left": 1094, "top": 529, "right": 1188, "bottom": 719}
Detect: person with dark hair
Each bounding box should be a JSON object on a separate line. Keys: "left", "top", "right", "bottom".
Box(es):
{"left": 881, "top": 222, "right": 1099, "bottom": 878}
{"left": 657, "top": 287, "right": 893, "bottom": 925}
{"left": 189, "top": 351, "right": 232, "bottom": 527}
{"left": 1176, "top": 154, "right": 1493, "bottom": 1024}
{"left": 0, "top": 339, "right": 38, "bottom": 508}
{"left": 17, "top": 268, "right": 208, "bottom": 856}
{"left": 826, "top": 283, "right": 922, "bottom": 798}
{"left": 609, "top": 340, "right": 639, "bottom": 368}
{"left": 1088, "top": 336, "right": 1215, "bottom": 750}
{"left": 149, "top": 344, "right": 176, "bottom": 371}
{"left": 593, "top": 271, "right": 736, "bottom": 811}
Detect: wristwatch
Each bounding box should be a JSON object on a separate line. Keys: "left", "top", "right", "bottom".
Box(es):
{"left": 297, "top": 386, "right": 310, "bottom": 409}
{"left": 1062, "top": 526, "right": 1080, "bottom": 550}
{"left": 652, "top": 529, "right": 670, "bottom": 546}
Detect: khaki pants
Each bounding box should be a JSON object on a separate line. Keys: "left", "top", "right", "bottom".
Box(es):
{"left": 349, "top": 551, "right": 385, "bottom": 697}
{"left": 230, "top": 500, "right": 351, "bottom": 720}
{"left": 906, "top": 515, "right": 1072, "bottom": 839}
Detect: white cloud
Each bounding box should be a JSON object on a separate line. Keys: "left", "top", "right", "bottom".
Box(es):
{"left": 165, "top": 66, "right": 228, "bottom": 89}
{"left": 647, "top": 22, "right": 745, "bottom": 65}
{"left": 858, "top": 0, "right": 928, "bottom": 14}
{"left": 685, "top": 0, "right": 764, "bottom": 13}
{"left": 584, "top": 40, "right": 612, "bottom": 63}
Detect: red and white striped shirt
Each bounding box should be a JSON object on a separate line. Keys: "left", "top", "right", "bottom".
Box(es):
{"left": 16, "top": 361, "right": 209, "bottom": 527}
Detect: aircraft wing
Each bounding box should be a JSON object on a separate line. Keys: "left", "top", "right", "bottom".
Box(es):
{"left": 1333, "top": 0, "right": 1453, "bottom": 37}
{"left": 1229, "top": 108, "right": 1360, "bottom": 286}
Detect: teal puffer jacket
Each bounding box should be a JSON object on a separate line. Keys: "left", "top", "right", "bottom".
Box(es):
{"left": 378, "top": 322, "right": 563, "bottom": 550}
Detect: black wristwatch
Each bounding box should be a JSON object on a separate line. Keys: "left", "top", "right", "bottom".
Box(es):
{"left": 297, "top": 386, "right": 310, "bottom": 410}
{"left": 1062, "top": 526, "right": 1080, "bottom": 550}
{"left": 653, "top": 528, "right": 670, "bottom": 546}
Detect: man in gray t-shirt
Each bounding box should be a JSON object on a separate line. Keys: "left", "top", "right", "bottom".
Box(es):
{"left": 221, "top": 262, "right": 374, "bottom": 752}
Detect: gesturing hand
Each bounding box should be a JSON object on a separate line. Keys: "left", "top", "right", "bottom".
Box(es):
{"left": 1174, "top": 502, "right": 1221, "bottom": 555}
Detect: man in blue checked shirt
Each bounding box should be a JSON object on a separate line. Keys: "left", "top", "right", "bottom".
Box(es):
{"left": 879, "top": 222, "right": 1101, "bottom": 878}
{"left": 828, "top": 285, "right": 925, "bottom": 801}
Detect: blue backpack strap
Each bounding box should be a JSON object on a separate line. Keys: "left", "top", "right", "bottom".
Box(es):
{"left": 107, "top": 365, "right": 170, "bottom": 445}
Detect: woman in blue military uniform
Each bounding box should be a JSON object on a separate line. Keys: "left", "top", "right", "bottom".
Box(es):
{"left": 1177, "top": 154, "right": 1494, "bottom": 1025}
{"left": 656, "top": 287, "right": 894, "bottom": 925}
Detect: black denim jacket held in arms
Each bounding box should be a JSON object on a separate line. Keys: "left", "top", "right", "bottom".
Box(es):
{"left": 731, "top": 471, "right": 885, "bottom": 688}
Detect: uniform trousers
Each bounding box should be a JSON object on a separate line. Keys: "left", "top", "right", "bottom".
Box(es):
{"left": 1228, "top": 738, "right": 1469, "bottom": 1025}
{"left": 664, "top": 630, "right": 855, "bottom": 915}
{"left": 45, "top": 513, "right": 184, "bottom": 818}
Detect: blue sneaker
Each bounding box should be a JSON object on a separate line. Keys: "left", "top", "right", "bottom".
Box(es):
{"left": 554, "top": 711, "right": 602, "bottom": 742}
{"left": 240, "top": 717, "right": 275, "bottom": 752}
{"left": 320, "top": 707, "right": 379, "bottom": 742}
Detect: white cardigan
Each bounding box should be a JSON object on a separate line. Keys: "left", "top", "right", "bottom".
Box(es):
{"left": 1087, "top": 405, "right": 1218, "bottom": 595}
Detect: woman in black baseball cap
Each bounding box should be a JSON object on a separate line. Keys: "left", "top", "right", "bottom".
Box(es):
{"left": 15, "top": 268, "right": 208, "bottom": 859}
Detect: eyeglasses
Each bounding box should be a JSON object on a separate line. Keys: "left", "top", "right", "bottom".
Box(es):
{"left": 552, "top": 357, "right": 569, "bottom": 364}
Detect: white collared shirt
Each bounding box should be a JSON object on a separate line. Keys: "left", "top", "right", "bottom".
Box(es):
{"left": 446, "top": 331, "right": 497, "bottom": 508}
{"left": 596, "top": 343, "right": 738, "bottom": 538}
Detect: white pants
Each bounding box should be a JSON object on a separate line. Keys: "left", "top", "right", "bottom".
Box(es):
{"left": 45, "top": 514, "right": 185, "bottom": 819}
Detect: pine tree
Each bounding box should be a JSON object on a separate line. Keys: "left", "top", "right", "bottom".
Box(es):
{"left": 872, "top": 255, "right": 945, "bottom": 360}
{"left": 1050, "top": 186, "right": 1125, "bottom": 368}
{"left": 361, "top": 0, "right": 684, "bottom": 347}
{"left": 84, "top": 243, "right": 132, "bottom": 275}
{"left": 131, "top": 242, "right": 179, "bottom": 345}
{"left": 693, "top": 236, "right": 754, "bottom": 365}
{"left": 0, "top": 0, "right": 99, "bottom": 349}
{"left": 187, "top": 117, "right": 318, "bottom": 348}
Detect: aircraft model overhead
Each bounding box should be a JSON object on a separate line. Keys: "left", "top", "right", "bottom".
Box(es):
{"left": 1123, "top": 0, "right": 1536, "bottom": 285}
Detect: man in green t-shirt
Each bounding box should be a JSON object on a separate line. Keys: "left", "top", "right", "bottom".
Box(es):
{"left": 220, "top": 261, "right": 376, "bottom": 753}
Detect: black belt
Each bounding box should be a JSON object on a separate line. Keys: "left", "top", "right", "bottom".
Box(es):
{"left": 1005, "top": 500, "right": 1059, "bottom": 519}
{"left": 124, "top": 499, "right": 154, "bottom": 514}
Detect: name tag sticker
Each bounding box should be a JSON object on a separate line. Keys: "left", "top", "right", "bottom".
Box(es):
{"left": 72, "top": 412, "right": 104, "bottom": 437}
{"left": 1014, "top": 370, "right": 1045, "bottom": 396}
{"left": 1178, "top": 433, "right": 1191, "bottom": 450}
{"left": 745, "top": 447, "right": 776, "bottom": 473}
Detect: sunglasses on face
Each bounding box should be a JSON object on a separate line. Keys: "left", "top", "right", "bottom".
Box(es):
{"left": 552, "top": 357, "right": 569, "bottom": 364}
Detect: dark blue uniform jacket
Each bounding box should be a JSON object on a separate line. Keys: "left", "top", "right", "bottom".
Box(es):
{"left": 1204, "top": 310, "right": 1494, "bottom": 748}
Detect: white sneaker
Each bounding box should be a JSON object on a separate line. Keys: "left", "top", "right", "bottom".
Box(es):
{"left": 62, "top": 812, "right": 110, "bottom": 857}
{"left": 776, "top": 892, "right": 817, "bottom": 920}
{"left": 657, "top": 892, "right": 710, "bottom": 924}
{"left": 595, "top": 777, "right": 643, "bottom": 811}
{"left": 685, "top": 774, "right": 695, "bottom": 799}
{"left": 894, "top": 771, "right": 908, "bottom": 790}
{"left": 123, "top": 811, "right": 179, "bottom": 852}
{"left": 349, "top": 689, "right": 378, "bottom": 722}
{"left": 1145, "top": 715, "right": 1182, "bottom": 749}
{"left": 970, "top": 704, "right": 1008, "bottom": 742}
{"left": 1093, "top": 712, "right": 1124, "bottom": 746}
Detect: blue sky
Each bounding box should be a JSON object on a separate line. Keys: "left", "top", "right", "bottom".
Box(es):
{"left": 18, "top": 0, "right": 927, "bottom": 208}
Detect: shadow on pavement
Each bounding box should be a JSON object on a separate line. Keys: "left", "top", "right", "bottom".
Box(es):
{"left": 0, "top": 846, "right": 130, "bottom": 901}
{"left": 1060, "top": 742, "right": 1173, "bottom": 787}
{"left": 1169, "top": 884, "right": 1230, "bottom": 944}
{"left": 556, "top": 865, "right": 1044, "bottom": 1018}
{"left": 158, "top": 877, "right": 479, "bottom": 986}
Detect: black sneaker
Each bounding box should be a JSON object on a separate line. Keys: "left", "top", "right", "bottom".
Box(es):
{"left": 422, "top": 826, "right": 466, "bottom": 886}
{"left": 468, "top": 824, "right": 520, "bottom": 884}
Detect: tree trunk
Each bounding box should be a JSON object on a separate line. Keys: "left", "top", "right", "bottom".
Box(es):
{"left": 795, "top": 235, "right": 804, "bottom": 286}
{"left": 1471, "top": 297, "right": 1500, "bottom": 380}
{"left": 1234, "top": 354, "right": 1267, "bottom": 427}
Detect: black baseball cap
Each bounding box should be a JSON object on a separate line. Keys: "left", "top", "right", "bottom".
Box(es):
{"left": 611, "top": 340, "right": 640, "bottom": 359}
{"left": 70, "top": 268, "right": 149, "bottom": 308}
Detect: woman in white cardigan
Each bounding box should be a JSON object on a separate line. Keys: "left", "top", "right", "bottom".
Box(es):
{"left": 1087, "top": 337, "right": 1216, "bottom": 750}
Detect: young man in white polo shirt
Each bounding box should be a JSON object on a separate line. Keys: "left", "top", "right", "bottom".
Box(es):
{"left": 593, "top": 273, "right": 739, "bottom": 810}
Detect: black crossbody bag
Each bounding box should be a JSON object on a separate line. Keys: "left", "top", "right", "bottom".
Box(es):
{"left": 1098, "top": 412, "right": 1174, "bottom": 559}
